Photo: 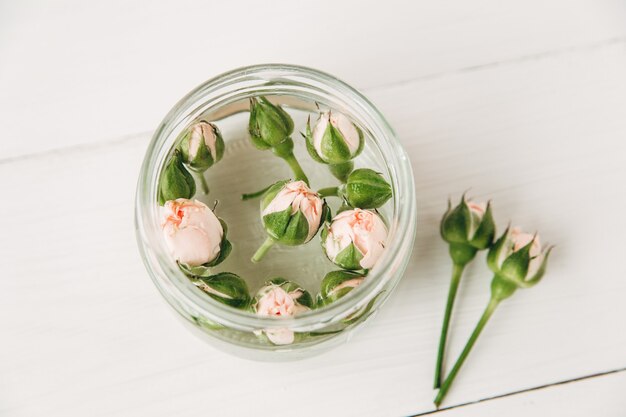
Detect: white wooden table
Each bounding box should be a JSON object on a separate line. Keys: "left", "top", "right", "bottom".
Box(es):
{"left": 2, "top": 1, "right": 626, "bottom": 415}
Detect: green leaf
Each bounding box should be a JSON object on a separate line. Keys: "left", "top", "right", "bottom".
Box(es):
{"left": 469, "top": 201, "right": 496, "bottom": 250}
{"left": 333, "top": 243, "right": 364, "bottom": 270}
{"left": 487, "top": 226, "right": 510, "bottom": 272}
{"left": 500, "top": 240, "right": 532, "bottom": 282}
{"left": 159, "top": 150, "right": 196, "bottom": 204}
{"left": 195, "top": 272, "right": 250, "bottom": 308}
{"left": 262, "top": 206, "right": 293, "bottom": 241}
{"left": 320, "top": 121, "right": 352, "bottom": 164}
{"left": 281, "top": 209, "right": 310, "bottom": 245}
{"left": 302, "top": 117, "right": 326, "bottom": 163}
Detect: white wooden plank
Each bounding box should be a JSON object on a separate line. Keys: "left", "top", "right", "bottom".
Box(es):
{"left": 1, "top": 0, "right": 625, "bottom": 159}
{"left": 434, "top": 371, "right": 626, "bottom": 417}
{"left": 1, "top": 41, "right": 626, "bottom": 416}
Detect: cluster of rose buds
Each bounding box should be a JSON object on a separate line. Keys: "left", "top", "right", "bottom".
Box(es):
{"left": 434, "top": 195, "right": 554, "bottom": 407}
{"left": 156, "top": 97, "right": 395, "bottom": 346}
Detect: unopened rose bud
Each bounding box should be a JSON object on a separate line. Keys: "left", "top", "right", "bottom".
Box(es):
{"left": 440, "top": 196, "right": 496, "bottom": 266}
{"left": 317, "top": 270, "right": 364, "bottom": 307}
{"left": 253, "top": 278, "right": 313, "bottom": 345}
{"left": 338, "top": 168, "right": 392, "bottom": 209}
{"left": 248, "top": 96, "right": 294, "bottom": 149}
{"left": 322, "top": 208, "right": 387, "bottom": 270}
{"left": 179, "top": 121, "right": 225, "bottom": 172}
{"left": 487, "top": 227, "right": 553, "bottom": 300}
{"left": 159, "top": 150, "right": 196, "bottom": 204}
{"left": 192, "top": 272, "right": 250, "bottom": 308}
{"left": 252, "top": 180, "right": 329, "bottom": 262}
{"left": 304, "top": 111, "right": 363, "bottom": 165}
{"left": 161, "top": 199, "right": 231, "bottom": 267}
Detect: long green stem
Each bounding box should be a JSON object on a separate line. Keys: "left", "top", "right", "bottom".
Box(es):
{"left": 241, "top": 183, "right": 273, "bottom": 200}
{"left": 434, "top": 297, "right": 500, "bottom": 407}
{"left": 251, "top": 237, "right": 275, "bottom": 263}
{"left": 317, "top": 187, "right": 339, "bottom": 198}
{"left": 281, "top": 153, "right": 309, "bottom": 185}
{"left": 197, "top": 172, "right": 209, "bottom": 194}
{"left": 434, "top": 263, "right": 465, "bottom": 388}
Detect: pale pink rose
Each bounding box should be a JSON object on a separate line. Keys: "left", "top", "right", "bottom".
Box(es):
{"left": 466, "top": 201, "right": 487, "bottom": 239}
{"left": 262, "top": 180, "right": 323, "bottom": 242}
{"left": 161, "top": 199, "right": 223, "bottom": 266}
{"left": 497, "top": 227, "right": 543, "bottom": 277}
{"left": 312, "top": 111, "right": 360, "bottom": 159}
{"left": 324, "top": 209, "right": 388, "bottom": 269}
{"left": 188, "top": 122, "right": 218, "bottom": 160}
{"left": 254, "top": 285, "right": 310, "bottom": 345}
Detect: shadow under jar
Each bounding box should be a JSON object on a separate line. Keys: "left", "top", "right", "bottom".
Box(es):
{"left": 135, "top": 64, "right": 417, "bottom": 360}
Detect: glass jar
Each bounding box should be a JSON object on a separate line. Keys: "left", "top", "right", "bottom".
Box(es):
{"left": 135, "top": 64, "right": 416, "bottom": 360}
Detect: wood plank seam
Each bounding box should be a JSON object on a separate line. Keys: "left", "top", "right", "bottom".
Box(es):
{"left": 412, "top": 366, "right": 626, "bottom": 416}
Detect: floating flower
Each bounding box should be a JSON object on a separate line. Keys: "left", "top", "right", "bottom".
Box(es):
{"left": 304, "top": 111, "right": 364, "bottom": 165}
{"left": 159, "top": 150, "right": 196, "bottom": 204}
{"left": 252, "top": 180, "right": 329, "bottom": 262}
{"left": 317, "top": 270, "right": 364, "bottom": 307}
{"left": 192, "top": 272, "right": 250, "bottom": 309}
{"left": 179, "top": 121, "right": 225, "bottom": 172}
{"left": 322, "top": 208, "right": 387, "bottom": 270}
{"left": 339, "top": 168, "right": 392, "bottom": 209}
{"left": 248, "top": 96, "right": 309, "bottom": 183}
{"left": 161, "top": 199, "right": 231, "bottom": 267}
{"left": 253, "top": 278, "right": 313, "bottom": 345}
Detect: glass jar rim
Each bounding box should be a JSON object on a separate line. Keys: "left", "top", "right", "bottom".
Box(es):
{"left": 135, "top": 63, "right": 416, "bottom": 331}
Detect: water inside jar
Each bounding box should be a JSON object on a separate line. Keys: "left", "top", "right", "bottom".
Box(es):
{"left": 172, "top": 97, "right": 392, "bottom": 295}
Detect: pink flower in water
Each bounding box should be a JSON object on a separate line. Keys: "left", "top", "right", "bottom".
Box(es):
{"left": 254, "top": 284, "right": 310, "bottom": 345}
{"left": 161, "top": 199, "right": 223, "bottom": 266}
{"left": 324, "top": 208, "right": 388, "bottom": 270}
{"left": 262, "top": 180, "right": 323, "bottom": 242}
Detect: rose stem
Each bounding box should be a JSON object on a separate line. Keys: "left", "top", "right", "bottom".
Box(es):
{"left": 241, "top": 183, "right": 274, "bottom": 201}
{"left": 317, "top": 187, "right": 339, "bottom": 198}
{"left": 434, "top": 263, "right": 465, "bottom": 388}
{"left": 282, "top": 153, "right": 309, "bottom": 185}
{"left": 434, "top": 297, "right": 500, "bottom": 408}
{"left": 251, "top": 237, "right": 275, "bottom": 263}
{"left": 196, "top": 172, "right": 209, "bottom": 194}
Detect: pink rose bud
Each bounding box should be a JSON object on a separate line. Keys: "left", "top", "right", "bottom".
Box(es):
{"left": 161, "top": 199, "right": 224, "bottom": 266}
{"left": 253, "top": 278, "right": 313, "bottom": 345}
{"left": 306, "top": 111, "right": 363, "bottom": 165}
{"left": 322, "top": 208, "right": 388, "bottom": 270}
{"left": 493, "top": 227, "right": 544, "bottom": 278}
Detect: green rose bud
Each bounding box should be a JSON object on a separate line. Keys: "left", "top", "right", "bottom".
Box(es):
{"left": 338, "top": 168, "right": 392, "bottom": 209}
{"left": 192, "top": 272, "right": 251, "bottom": 309}
{"left": 303, "top": 111, "right": 364, "bottom": 165}
{"left": 179, "top": 121, "right": 225, "bottom": 172}
{"left": 252, "top": 180, "right": 330, "bottom": 262}
{"left": 440, "top": 196, "right": 496, "bottom": 266}
{"left": 158, "top": 150, "right": 196, "bottom": 205}
{"left": 487, "top": 227, "right": 553, "bottom": 301}
{"left": 248, "top": 96, "right": 294, "bottom": 149}
{"left": 317, "top": 270, "right": 364, "bottom": 307}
